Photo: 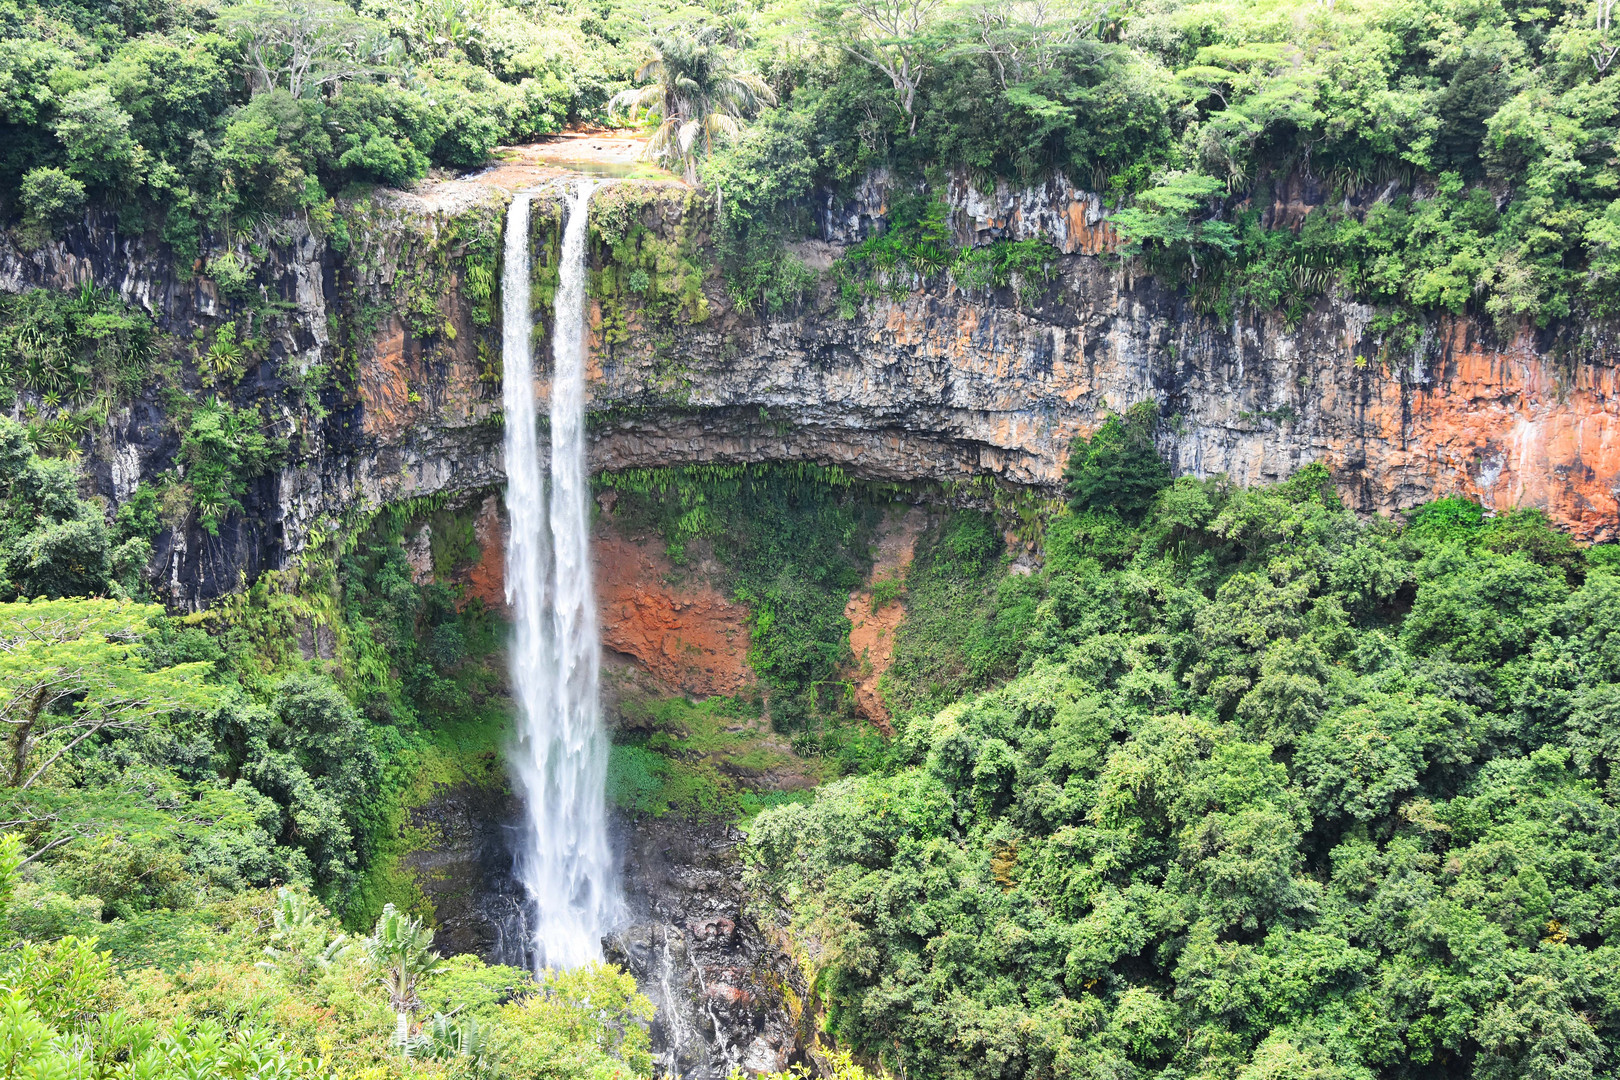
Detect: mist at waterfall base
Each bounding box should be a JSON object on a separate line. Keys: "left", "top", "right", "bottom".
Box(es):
{"left": 498, "top": 183, "right": 620, "bottom": 971}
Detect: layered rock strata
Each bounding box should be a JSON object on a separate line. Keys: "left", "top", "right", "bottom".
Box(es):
{"left": 2, "top": 171, "right": 1615, "bottom": 609}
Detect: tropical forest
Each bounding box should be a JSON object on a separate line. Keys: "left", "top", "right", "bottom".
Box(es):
{"left": 0, "top": 0, "right": 1618, "bottom": 1077}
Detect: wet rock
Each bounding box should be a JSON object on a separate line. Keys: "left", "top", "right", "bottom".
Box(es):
{"left": 605, "top": 813, "right": 803, "bottom": 1080}
{"left": 405, "top": 778, "right": 805, "bottom": 1079}
{"left": 407, "top": 779, "right": 532, "bottom": 963}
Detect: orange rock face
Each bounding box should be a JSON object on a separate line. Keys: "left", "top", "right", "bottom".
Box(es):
{"left": 357, "top": 316, "right": 416, "bottom": 441}
{"left": 592, "top": 531, "right": 752, "bottom": 697}
{"left": 461, "top": 496, "right": 508, "bottom": 611}
{"left": 844, "top": 507, "right": 928, "bottom": 731}
{"left": 339, "top": 181, "right": 1619, "bottom": 587}
{"left": 443, "top": 494, "right": 752, "bottom": 695}
{"left": 1315, "top": 320, "right": 1620, "bottom": 537}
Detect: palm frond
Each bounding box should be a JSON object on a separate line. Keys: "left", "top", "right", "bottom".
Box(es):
{"left": 616, "top": 25, "right": 776, "bottom": 178}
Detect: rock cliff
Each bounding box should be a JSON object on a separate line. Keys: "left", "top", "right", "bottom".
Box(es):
{"left": 8, "top": 162, "right": 1616, "bottom": 1080}
{"left": 1, "top": 166, "right": 1615, "bottom": 608}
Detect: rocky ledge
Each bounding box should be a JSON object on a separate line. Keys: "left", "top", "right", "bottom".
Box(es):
{"left": 2, "top": 166, "right": 1616, "bottom": 607}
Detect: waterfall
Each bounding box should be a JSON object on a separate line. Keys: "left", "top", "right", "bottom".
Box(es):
{"left": 501, "top": 182, "right": 618, "bottom": 970}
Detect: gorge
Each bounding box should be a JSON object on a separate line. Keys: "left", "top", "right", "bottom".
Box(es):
{"left": 3, "top": 161, "right": 1620, "bottom": 1080}
{"left": 13, "top": 0, "right": 1620, "bottom": 1072}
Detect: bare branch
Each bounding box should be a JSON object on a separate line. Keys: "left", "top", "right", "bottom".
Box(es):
{"left": 217, "top": 0, "right": 391, "bottom": 98}
{"left": 19, "top": 833, "right": 77, "bottom": 868}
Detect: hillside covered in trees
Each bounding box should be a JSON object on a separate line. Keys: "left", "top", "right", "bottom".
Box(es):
{"left": 752, "top": 428, "right": 1620, "bottom": 1079}
{"left": 2, "top": 0, "right": 1620, "bottom": 1078}
{"left": 8, "top": 0, "right": 1620, "bottom": 330}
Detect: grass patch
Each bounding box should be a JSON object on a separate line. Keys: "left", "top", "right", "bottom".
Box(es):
{"left": 608, "top": 693, "right": 818, "bottom": 821}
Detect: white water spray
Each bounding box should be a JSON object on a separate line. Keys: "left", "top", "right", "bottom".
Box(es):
{"left": 502, "top": 183, "right": 618, "bottom": 970}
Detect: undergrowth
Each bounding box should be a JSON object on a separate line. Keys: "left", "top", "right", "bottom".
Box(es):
{"left": 213, "top": 496, "right": 513, "bottom": 930}
{"left": 606, "top": 694, "right": 813, "bottom": 822}
{"left": 881, "top": 510, "right": 1042, "bottom": 724}
{"left": 832, "top": 195, "right": 1061, "bottom": 317}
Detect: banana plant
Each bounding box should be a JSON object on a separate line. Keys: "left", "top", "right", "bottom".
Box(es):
{"left": 257, "top": 887, "right": 351, "bottom": 983}
{"left": 363, "top": 903, "right": 443, "bottom": 1056}
{"left": 414, "top": 1012, "right": 504, "bottom": 1077}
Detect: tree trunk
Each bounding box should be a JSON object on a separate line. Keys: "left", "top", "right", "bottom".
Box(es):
{"left": 396, "top": 1010, "right": 410, "bottom": 1056}
{"left": 11, "top": 686, "right": 45, "bottom": 787}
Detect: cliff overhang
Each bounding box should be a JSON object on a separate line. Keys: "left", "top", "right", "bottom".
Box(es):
{"left": 1, "top": 168, "right": 1616, "bottom": 606}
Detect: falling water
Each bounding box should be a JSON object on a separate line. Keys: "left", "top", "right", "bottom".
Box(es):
{"left": 502, "top": 182, "right": 618, "bottom": 970}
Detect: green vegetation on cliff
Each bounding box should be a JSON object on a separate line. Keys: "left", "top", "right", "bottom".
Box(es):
{"left": 9, "top": 0, "right": 1620, "bottom": 330}
{"left": 0, "top": 460, "right": 511, "bottom": 924}
{"left": 750, "top": 442, "right": 1620, "bottom": 1078}
{"left": 3, "top": 2, "right": 1619, "bottom": 1072}
{"left": 0, "top": 352, "right": 1610, "bottom": 1080}
{"left": 714, "top": 0, "right": 1620, "bottom": 329}
{"left": 600, "top": 463, "right": 887, "bottom": 765}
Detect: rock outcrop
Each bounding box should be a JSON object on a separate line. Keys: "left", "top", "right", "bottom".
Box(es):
{"left": 594, "top": 530, "right": 753, "bottom": 697}
{"left": 608, "top": 814, "right": 808, "bottom": 1080}
{"left": 2, "top": 167, "right": 1615, "bottom": 609}
{"left": 401, "top": 751, "right": 809, "bottom": 1080}
{"left": 843, "top": 505, "right": 928, "bottom": 730}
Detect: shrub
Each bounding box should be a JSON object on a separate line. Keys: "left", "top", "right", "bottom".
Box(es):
{"left": 205, "top": 255, "right": 256, "bottom": 302}
{"left": 180, "top": 400, "right": 283, "bottom": 534}
{"left": 18, "top": 168, "right": 85, "bottom": 231}
{"left": 1062, "top": 401, "right": 1170, "bottom": 518}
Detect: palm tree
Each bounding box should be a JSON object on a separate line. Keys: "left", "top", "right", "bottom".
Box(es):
{"left": 364, "top": 903, "right": 444, "bottom": 1056}
{"left": 609, "top": 26, "right": 777, "bottom": 183}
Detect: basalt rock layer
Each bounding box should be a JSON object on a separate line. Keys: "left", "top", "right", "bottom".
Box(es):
{"left": 1, "top": 171, "right": 1616, "bottom": 607}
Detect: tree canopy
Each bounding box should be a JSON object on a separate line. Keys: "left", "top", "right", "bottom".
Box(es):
{"left": 751, "top": 467, "right": 1620, "bottom": 1080}
{"left": 0, "top": 598, "right": 216, "bottom": 791}
{"left": 7, "top": 0, "right": 1620, "bottom": 331}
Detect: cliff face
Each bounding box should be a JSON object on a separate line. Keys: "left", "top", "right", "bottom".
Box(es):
{"left": 1, "top": 170, "right": 1615, "bottom": 606}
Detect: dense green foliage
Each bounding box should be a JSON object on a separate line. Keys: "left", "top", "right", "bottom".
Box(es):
{"left": 11, "top": 0, "right": 1615, "bottom": 329}
{"left": 1063, "top": 403, "right": 1172, "bottom": 519}
{"left": 6, "top": 1, "right": 1620, "bottom": 1071}
{"left": 881, "top": 510, "right": 1042, "bottom": 724}
{"left": 337, "top": 503, "right": 505, "bottom": 730}
{"left": 0, "top": 285, "right": 154, "bottom": 408}
{"left": 181, "top": 399, "right": 286, "bottom": 534}
{"left": 0, "top": 478, "right": 512, "bottom": 924}
{"left": 0, "top": 481, "right": 656, "bottom": 1078}
{"left": 0, "top": 0, "right": 583, "bottom": 257}
{"left": 0, "top": 848, "right": 654, "bottom": 1080}
{"left": 691, "top": 0, "right": 1620, "bottom": 327}
{"left": 605, "top": 692, "right": 812, "bottom": 821}
{"left": 0, "top": 416, "right": 155, "bottom": 598}
{"left": 607, "top": 25, "right": 776, "bottom": 182}
{"left": 752, "top": 461, "right": 1620, "bottom": 1079}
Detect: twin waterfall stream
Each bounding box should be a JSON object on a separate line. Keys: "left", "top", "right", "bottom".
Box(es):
{"left": 500, "top": 183, "right": 619, "bottom": 970}
{"left": 493, "top": 184, "right": 761, "bottom": 1080}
